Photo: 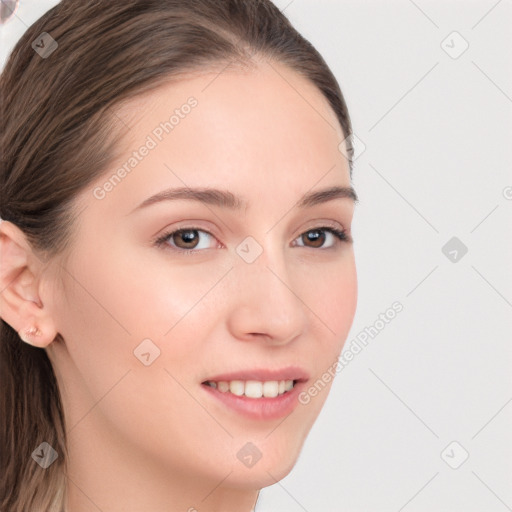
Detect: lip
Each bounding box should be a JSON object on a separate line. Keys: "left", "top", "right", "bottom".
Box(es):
{"left": 202, "top": 366, "right": 310, "bottom": 383}
{"left": 201, "top": 366, "right": 310, "bottom": 421}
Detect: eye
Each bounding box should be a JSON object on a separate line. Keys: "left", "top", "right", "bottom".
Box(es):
{"left": 154, "top": 226, "right": 351, "bottom": 255}
{"left": 155, "top": 227, "right": 216, "bottom": 253}
{"left": 293, "top": 227, "right": 350, "bottom": 249}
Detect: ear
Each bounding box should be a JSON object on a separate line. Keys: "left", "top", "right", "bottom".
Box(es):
{"left": 0, "top": 219, "right": 58, "bottom": 348}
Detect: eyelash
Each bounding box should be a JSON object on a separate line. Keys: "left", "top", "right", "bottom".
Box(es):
{"left": 154, "top": 225, "right": 352, "bottom": 255}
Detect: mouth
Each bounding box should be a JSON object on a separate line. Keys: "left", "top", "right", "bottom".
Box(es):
{"left": 201, "top": 379, "right": 298, "bottom": 398}
{"left": 200, "top": 367, "right": 309, "bottom": 420}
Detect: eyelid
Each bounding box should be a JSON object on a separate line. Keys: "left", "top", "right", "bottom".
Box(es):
{"left": 296, "top": 218, "right": 346, "bottom": 236}
{"left": 151, "top": 220, "right": 219, "bottom": 243}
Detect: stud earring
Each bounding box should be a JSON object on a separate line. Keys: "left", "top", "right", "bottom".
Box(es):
{"left": 18, "top": 326, "right": 43, "bottom": 344}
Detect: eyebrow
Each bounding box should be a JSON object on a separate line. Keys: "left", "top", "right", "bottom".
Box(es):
{"left": 129, "top": 184, "right": 358, "bottom": 214}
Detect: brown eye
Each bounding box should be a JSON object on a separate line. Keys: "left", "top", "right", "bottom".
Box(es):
{"left": 294, "top": 227, "right": 348, "bottom": 250}
{"left": 172, "top": 229, "right": 201, "bottom": 249}
{"left": 155, "top": 228, "right": 216, "bottom": 253}
{"left": 301, "top": 229, "right": 326, "bottom": 248}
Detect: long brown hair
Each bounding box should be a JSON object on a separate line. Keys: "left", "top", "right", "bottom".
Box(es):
{"left": 0, "top": 1, "right": 354, "bottom": 510}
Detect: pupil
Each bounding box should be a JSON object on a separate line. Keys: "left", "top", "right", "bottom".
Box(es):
{"left": 177, "top": 230, "right": 198, "bottom": 247}
{"left": 305, "top": 230, "right": 324, "bottom": 248}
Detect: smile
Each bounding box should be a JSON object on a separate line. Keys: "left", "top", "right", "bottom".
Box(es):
{"left": 201, "top": 367, "right": 309, "bottom": 420}
{"left": 203, "top": 379, "right": 296, "bottom": 398}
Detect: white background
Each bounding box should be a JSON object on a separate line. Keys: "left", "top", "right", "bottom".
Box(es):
{"left": 2, "top": 1, "right": 511, "bottom": 511}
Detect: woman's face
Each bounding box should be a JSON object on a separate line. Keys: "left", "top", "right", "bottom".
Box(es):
{"left": 46, "top": 60, "right": 357, "bottom": 494}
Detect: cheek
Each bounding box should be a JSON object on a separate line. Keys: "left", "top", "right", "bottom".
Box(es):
{"left": 56, "top": 256, "right": 212, "bottom": 388}
{"left": 331, "top": 260, "right": 358, "bottom": 342}
{"left": 55, "top": 260, "right": 231, "bottom": 476}
{"left": 300, "top": 253, "right": 358, "bottom": 350}
{"left": 54, "top": 264, "right": 135, "bottom": 394}
{"left": 106, "top": 243, "right": 225, "bottom": 337}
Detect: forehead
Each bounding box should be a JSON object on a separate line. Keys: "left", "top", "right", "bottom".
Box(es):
{"left": 82, "top": 60, "right": 351, "bottom": 217}
{"left": 116, "top": 59, "right": 346, "bottom": 157}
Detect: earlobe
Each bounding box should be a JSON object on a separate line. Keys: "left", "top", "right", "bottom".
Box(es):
{"left": 0, "top": 220, "right": 58, "bottom": 348}
{"left": 18, "top": 325, "right": 44, "bottom": 346}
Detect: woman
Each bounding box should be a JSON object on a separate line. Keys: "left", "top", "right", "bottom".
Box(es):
{"left": 0, "top": 1, "right": 358, "bottom": 510}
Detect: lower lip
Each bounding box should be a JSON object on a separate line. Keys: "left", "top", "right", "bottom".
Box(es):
{"left": 201, "top": 381, "right": 306, "bottom": 421}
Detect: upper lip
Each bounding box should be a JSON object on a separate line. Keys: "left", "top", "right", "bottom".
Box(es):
{"left": 202, "top": 366, "right": 310, "bottom": 383}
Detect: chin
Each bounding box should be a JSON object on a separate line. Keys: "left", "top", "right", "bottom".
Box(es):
{"left": 222, "top": 434, "right": 306, "bottom": 490}
{"left": 226, "top": 461, "right": 297, "bottom": 490}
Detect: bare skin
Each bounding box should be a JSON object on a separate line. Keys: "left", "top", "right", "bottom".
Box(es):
{"left": 0, "top": 58, "right": 357, "bottom": 512}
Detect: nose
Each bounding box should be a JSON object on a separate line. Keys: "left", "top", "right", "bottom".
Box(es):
{"left": 225, "top": 247, "right": 310, "bottom": 346}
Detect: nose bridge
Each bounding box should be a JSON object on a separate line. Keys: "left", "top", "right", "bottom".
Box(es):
{"left": 227, "top": 235, "right": 307, "bottom": 342}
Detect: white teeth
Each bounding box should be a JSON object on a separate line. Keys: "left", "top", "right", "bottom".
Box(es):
{"left": 262, "top": 381, "right": 279, "bottom": 398}
{"left": 229, "top": 380, "right": 245, "bottom": 396}
{"left": 245, "top": 381, "right": 263, "bottom": 398}
{"left": 205, "top": 379, "right": 295, "bottom": 398}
